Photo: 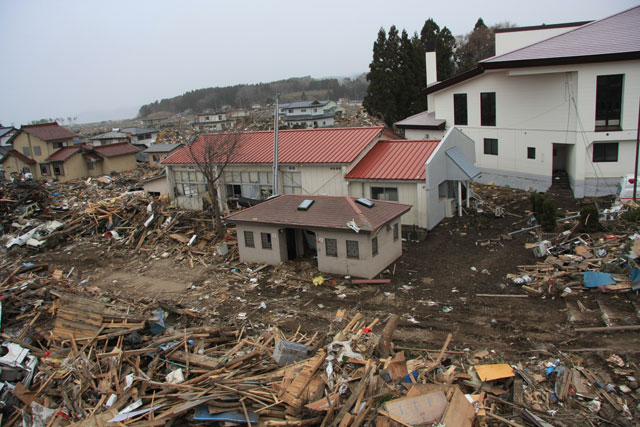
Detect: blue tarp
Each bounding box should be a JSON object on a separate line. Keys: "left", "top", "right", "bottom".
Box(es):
{"left": 631, "top": 268, "right": 640, "bottom": 291}
{"left": 194, "top": 404, "right": 258, "bottom": 423}
{"left": 583, "top": 272, "right": 616, "bottom": 288}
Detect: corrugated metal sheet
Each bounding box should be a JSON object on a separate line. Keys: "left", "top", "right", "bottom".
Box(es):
{"left": 484, "top": 6, "right": 640, "bottom": 63}
{"left": 162, "top": 127, "right": 383, "bottom": 165}
{"left": 394, "top": 111, "right": 445, "bottom": 128}
{"left": 445, "top": 146, "right": 481, "bottom": 180}
{"left": 226, "top": 194, "right": 411, "bottom": 231}
{"left": 345, "top": 140, "right": 441, "bottom": 181}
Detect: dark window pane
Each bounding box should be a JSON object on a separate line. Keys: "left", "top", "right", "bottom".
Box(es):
{"left": 393, "top": 223, "right": 399, "bottom": 241}
{"left": 484, "top": 138, "right": 498, "bottom": 155}
{"left": 346, "top": 240, "right": 359, "bottom": 259}
{"left": 595, "top": 74, "right": 623, "bottom": 130}
{"left": 527, "top": 147, "right": 536, "bottom": 159}
{"left": 244, "top": 231, "right": 254, "bottom": 247}
{"left": 453, "top": 94, "right": 468, "bottom": 125}
{"left": 371, "top": 187, "right": 398, "bottom": 201}
{"left": 592, "top": 143, "right": 618, "bottom": 162}
{"left": 325, "top": 238, "right": 337, "bottom": 256}
{"left": 481, "top": 92, "right": 496, "bottom": 126}
{"left": 261, "top": 232, "right": 272, "bottom": 249}
{"left": 372, "top": 237, "right": 378, "bottom": 256}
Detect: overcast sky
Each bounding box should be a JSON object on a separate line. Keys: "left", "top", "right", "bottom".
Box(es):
{"left": 0, "top": 0, "right": 637, "bottom": 125}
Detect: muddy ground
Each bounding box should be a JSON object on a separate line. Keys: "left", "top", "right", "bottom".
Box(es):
{"left": 20, "top": 185, "right": 640, "bottom": 364}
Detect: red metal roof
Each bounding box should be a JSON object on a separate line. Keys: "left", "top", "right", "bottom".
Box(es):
{"left": 162, "top": 126, "right": 384, "bottom": 165}
{"left": 46, "top": 146, "right": 81, "bottom": 162}
{"left": 21, "top": 123, "right": 77, "bottom": 142}
{"left": 225, "top": 194, "right": 411, "bottom": 232}
{"left": 93, "top": 142, "right": 140, "bottom": 157}
{"left": 345, "top": 140, "right": 441, "bottom": 181}
{"left": 5, "top": 150, "right": 37, "bottom": 164}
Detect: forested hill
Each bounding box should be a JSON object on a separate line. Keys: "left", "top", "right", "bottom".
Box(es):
{"left": 138, "top": 75, "right": 368, "bottom": 117}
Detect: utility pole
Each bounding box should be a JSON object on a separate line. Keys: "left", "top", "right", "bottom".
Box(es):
{"left": 634, "top": 97, "right": 639, "bottom": 202}
{"left": 273, "top": 93, "right": 280, "bottom": 196}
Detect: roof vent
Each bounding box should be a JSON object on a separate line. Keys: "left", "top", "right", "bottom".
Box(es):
{"left": 297, "top": 199, "right": 315, "bottom": 211}
{"left": 355, "top": 198, "right": 375, "bottom": 208}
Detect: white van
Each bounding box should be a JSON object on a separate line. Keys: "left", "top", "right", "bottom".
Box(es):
{"left": 617, "top": 174, "right": 640, "bottom": 201}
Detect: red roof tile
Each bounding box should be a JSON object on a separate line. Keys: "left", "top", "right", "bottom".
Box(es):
{"left": 162, "top": 126, "right": 384, "bottom": 165}
{"left": 225, "top": 194, "right": 411, "bottom": 232}
{"left": 5, "top": 150, "right": 37, "bottom": 164}
{"left": 346, "top": 140, "right": 441, "bottom": 181}
{"left": 46, "top": 146, "right": 81, "bottom": 162}
{"left": 93, "top": 142, "right": 140, "bottom": 157}
{"left": 21, "top": 122, "right": 77, "bottom": 142}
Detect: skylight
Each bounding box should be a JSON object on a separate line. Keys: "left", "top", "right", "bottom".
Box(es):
{"left": 355, "top": 198, "right": 375, "bottom": 208}
{"left": 297, "top": 199, "right": 315, "bottom": 211}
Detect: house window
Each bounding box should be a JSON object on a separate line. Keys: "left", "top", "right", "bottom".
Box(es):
{"left": 325, "top": 238, "right": 337, "bottom": 257}
{"left": 313, "top": 108, "right": 318, "bottom": 112}
{"left": 371, "top": 186, "right": 398, "bottom": 201}
{"left": 438, "top": 181, "right": 448, "bottom": 198}
{"left": 53, "top": 163, "right": 64, "bottom": 176}
{"left": 301, "top": 109, "right": 307, "bottom": 112}
{"left": 480, "top": 92, "right": 496, "bottom": 126}
{"left": 33, "top": 146, "right": 41, "bottom": 156}
{"left": 53, "top": 142, "right": 63, "bottom": 149}
{"left": 484, "top": 138, "right": 498, "bottom": 155}
{"left": 224, "top": 170, "right": 272, "bottom": 199}
{"left": 152, "top": 155, "right": 160, "bottom": 162}
{"left": 22, "top": 147, "right": 31, "bottom": 156}
{"left": 527, "top": 147, "right": 536, "bottom": 159}
{"left": 453, "top": 93, "right": 468, "bottom": 125}
{"left": 40, "top": 164, "right": 49, "bottom": 176}
{"left": 592, "top": 142, "right": 618, "bottom": 162}
{"left": 595, "top": 74, "right": 623, "bottom": 131}
{"left": 372, "top": 237, "right": 378, "bottom": 256}
{"left": 346, "top": 240, "right": 359, "bottom": 259}
{"left": 288, "top": 109, "right": 293, "bottom": 113}
{"left": 393, "top": 223, "right": 399, "bottom": 241}
{"left": 261, "top": 232, "right": 272, "bottom": 249}
{"left": 87, "top": 161, "right": 94, "bottom": 170}
{"left": 174, "top": 169, "right": 206, "bottom": 197}
{"left": 282, "top": 171, "right": 302, "bottom": 194}
{"left": 244, "top": 231, "right": 255, "bottom": 247}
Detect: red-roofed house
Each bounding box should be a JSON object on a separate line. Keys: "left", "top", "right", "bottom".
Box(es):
{"left": 12, "top": 122, "right": 77, "bottom": 178}
{"left": 226, "top": 194, "right": 411, "bottom": 278}
{"left": 346, "top": 128, "right": 480, "bottom": 230}
{"left": 162, "top": 126, "right": 393, "bottom": 210}
{"left": 44, "top": 142, "right": 139, "bottom": 181}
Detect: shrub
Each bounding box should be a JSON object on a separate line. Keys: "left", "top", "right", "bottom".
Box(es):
{"left": 530, "top": 193, "right": 546, "bottom": 217}
{"left": 541, "top": 199, "right": 557, "bottom": 231}
{"left": 579, "top": 204, "right": 601, "bottom": 231}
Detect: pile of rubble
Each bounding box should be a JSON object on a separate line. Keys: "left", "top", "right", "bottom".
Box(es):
{"left": 1, "top": 260, "right": 638, "bottom": 426}
{"left": 1, "top": 171, "right": 236, "bottom": 267}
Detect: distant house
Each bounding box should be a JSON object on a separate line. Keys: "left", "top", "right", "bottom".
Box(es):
{"left": 140, "top": 117, "right": 171, "bottom": 128}
{"left": 0, "top": 148, "right": 37, "bottom": 179}
{"left": 346, "top": 128, "right": 480, "bottom": 230}
{"left": 11, "top": 122, "right": 77, "bottom": 179}
{"left": 226, "top": 194, "right": 411, "bottom": 279}
{"left": 143, "top": 172, "right": 169, "bottom": 196}
{"left": 394, "top": 111, "right": 446, "bottom": 140}
{"left": 44, "top": 142, "right": 140, "bottom": 181}
{"left": 279, "top": 100, "right": 335, "bottom": 128}
{"left": 121, "top": 127, "right": 159, "bottom": 147}
{"left": 194, "top": 112, "right": 235, "bottom": 132}
{"left": 0, "top": 126, "right": 18, "bottom": 146}
{"left": 91, "top": 131, "right": 130, "bottom": 146}
{"left": 143, "top": 143, "right": 183, "bottom": 167}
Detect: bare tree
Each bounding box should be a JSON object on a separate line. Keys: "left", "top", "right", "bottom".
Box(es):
{"left": 187, "top": 130, "right": 240, "bottom": 240}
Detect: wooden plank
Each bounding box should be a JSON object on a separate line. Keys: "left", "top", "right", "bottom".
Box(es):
{"left": 440, "top": 387, "right": 475, "bottom": 427}
{"left": 171, "top": 351, "right": 221, "bottom": 370}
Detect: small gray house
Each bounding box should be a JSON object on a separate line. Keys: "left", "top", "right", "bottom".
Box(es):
{"left": 225, "top": 194, "right": 411, "bottom": 279}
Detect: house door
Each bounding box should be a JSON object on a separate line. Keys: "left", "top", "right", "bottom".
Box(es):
{"left": 285, "top": 229, "right": 297, "bottom": 260}
{"left": 552, "top": 143, "right": 568, "bottom": 173}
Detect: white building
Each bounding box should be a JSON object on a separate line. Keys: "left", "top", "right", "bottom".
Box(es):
{"left": 121, "top": 127, "right": 159, "bottom": 147}
{"left": 279, "top": 100, "right": 335, "bottom": 128}
{"left": 420, "top": 6, "right": 640, "bottom": 198}
{"left": 194, "top": 112, "right": 235, "bottom": 132}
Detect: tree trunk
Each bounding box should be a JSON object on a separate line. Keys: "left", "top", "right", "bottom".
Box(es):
{"left": 209, "top": 186, "right": 225, "bottom": 241}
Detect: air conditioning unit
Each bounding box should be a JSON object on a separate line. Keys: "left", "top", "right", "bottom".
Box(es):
{"left": 445, "top": 198, "right": 457, "bottom": 217}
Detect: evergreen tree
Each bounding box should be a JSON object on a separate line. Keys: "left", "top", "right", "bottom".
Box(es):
{"left": 363, "top": 28, "right": 394, "bottom": 125}
{"left": 398, "top": 31, "right": 425, "bottom": 118}
{"left": 419, "top": 18, "right": 456, "bottom": 81}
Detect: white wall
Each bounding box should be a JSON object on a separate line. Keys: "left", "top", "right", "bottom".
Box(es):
{"left": 348, "top": 181, "right": 422, "bottom": 227}
{"left": 431, "top": 60, "right": 640, "bottom": 197}
{"left": 495, "top": 26, "right": 582, "bottom": 56}
{"left": 404, "top": 128, "right": 446, "bottom": 140}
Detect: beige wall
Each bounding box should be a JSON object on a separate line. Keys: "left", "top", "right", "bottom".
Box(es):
{"left": 235, "top": 219, "right": 404, "bottom": 279}
{"left": 348, "top": 181, "right": 422, "bottom": 227}
{"left": 1, "top": 156, "right": 33, "bottom": 177}
{"left": 56, "top": 154, "right": 89, "bottom": 181}
{"left": 103, "top": 154, "right": 137, "bottom": 173}
{"left": 144, "top": 177, "right": 169, "bottom": 195}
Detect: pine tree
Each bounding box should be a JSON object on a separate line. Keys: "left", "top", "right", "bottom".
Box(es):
{"left": 363, "top": 28, "right": 390, "bottom": 125}
{"left": 420, "top": 18, "right": 456, "bottom": 81}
